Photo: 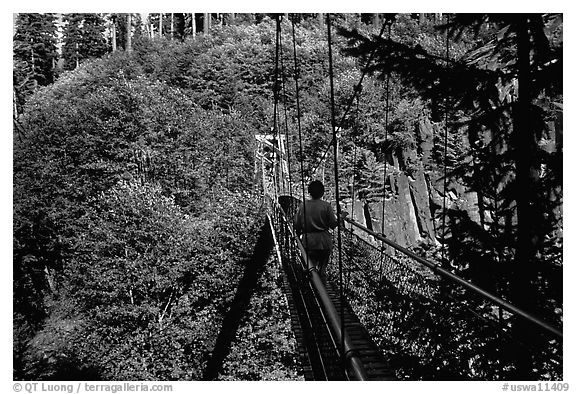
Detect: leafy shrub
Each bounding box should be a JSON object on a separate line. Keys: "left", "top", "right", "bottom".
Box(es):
{"left": 22, "top": 182, "right": 268, "bottom": 380}
{"left": 218, "top": 254, "right": 303, "bottom": 381}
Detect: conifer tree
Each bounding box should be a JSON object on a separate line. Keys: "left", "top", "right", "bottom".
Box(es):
{"left": 80, "top": 14, "right": 108, "bottom": 58}
{"left": 62, "top": 14, "right": 83, "bottom": 70}
{"left": 341, "top": 16, "right": 563, "bottom": 371}
{"left": 62, "top": 14, "right": 108, "bottom": 70}
{"left": 13, "top": 13, "right": 58, "bottom": 107}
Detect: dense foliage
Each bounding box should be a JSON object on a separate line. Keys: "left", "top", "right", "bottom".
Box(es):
{"left": 217, "top": 251, "right": 303, "bottom": 381}
{"left": 14, "top": 13, "right": 562, "bottom": 381}
{"left": 339, "top": 13, "right": 563, "bottom": 336}
{"left": 13, "top": 13, "right": 59, "bottom": 110}
{"left": 327, "top": 230, "right": 562, "bottom": 380}
{"left": 14, "top": 17, "right": 308, "bottom": 380}
{"left": 21, "top": 184, "right": 270, "bottom": 380}
{"left": 61, "top": 14, "right": 108, "bottom": 71}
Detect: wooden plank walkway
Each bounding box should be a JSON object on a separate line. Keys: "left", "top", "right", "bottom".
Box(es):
{"left": 323, "top": 282, "right": 395, "bottom": 380}
{"left": 281, "top": 258, "right": 395, "bottom": 380}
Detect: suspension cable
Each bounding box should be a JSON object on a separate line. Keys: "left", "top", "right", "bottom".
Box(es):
{"left": 343, "top": 215, "right": 562, "bottom": 339}
{"left": 279, "top": 16, "right": 295, "bottom": 263}
{"left": 279, "top": 18, "right": 293, "bottom": 200}
{"left": 370, "top": 21, "right": 394, "bottom": 285}
{"left": 291, "top": 15, "right": 309, "bottom": 266}
{"left": 441, "top": 14, "right": 450, "bottom": 266}
{"left": 275, "top": 15, "right": 284, "bottom": 196}
{"left": 310, "top": 21, "right": 389, "bottom": 179}
{"left": 350, "top": 94, "right": 360, "bottom": 228}
{"left": 326, "top": 13, "right": 346, "bottom": 377}
{"left": 345, "top": 88, "right": 361, "bottom": 293}
{"left": 269, "top": 14, "right": 284, "bottom": 248}
{"left": 380, "top": 20, "right": 393, "bottom": 244}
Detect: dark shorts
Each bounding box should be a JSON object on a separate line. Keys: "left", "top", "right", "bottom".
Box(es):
{"left": 307, "top": 249, "right": 331, "bottom": 270}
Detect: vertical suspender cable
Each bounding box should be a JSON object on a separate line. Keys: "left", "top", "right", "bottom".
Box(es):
{"left": 326, "top": 13, "right": 346, "bottom": 376}
{"left": 291, "top": 16, "right": 309, "bottom": 265}
{"left": 375, "top": 20, "right": 393, "bottom": 285}
{"left": 279, "top": 20, "right": 293, "bottom": 201}
{"left": 349, "top": 92, "right": 361, "bottom": 231}
{"left": 272, "top": 15, "right": 283, "bottom": 256}
{"left": 273, "top": 15, "right": 282, "bottom": 197}
{"left": 346, "top": 93, "right": 361, "bottom": 292}
{"left": 441, "top": 14, "right": 450, "bottom": 266}
{"left": 279, "top": 17, "right": 294, "bottom": 261}
{"left": 379, "top": 21, "right": 392, "bottom": 257}
{"left": 350, "top": 113, "right": 358, "bottom": 228}
{"left": 309, "top": 22, "right": 388, "bottom": 181}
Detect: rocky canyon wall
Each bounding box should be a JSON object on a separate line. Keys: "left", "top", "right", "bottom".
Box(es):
{"left": 343, "top": 117, "right": 481, "bottom": 249}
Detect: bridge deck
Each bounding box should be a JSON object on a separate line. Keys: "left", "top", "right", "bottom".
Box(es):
{"left": 281, "top": 257, "right": 394, "bottom": 380}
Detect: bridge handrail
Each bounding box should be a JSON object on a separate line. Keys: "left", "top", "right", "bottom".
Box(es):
{"left": 274, "top": 200, "right": 370, "bottom": 381}
{"left": 343, "top": 216, "right": 563, "bottom": 340}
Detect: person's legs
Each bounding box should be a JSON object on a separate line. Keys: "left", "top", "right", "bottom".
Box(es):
{"left": 306, "top": 250, "right": 321, "bottom": 272}
{"left": 316, "top": 250, "right": 331, "bottom": 281}
{"left": 306, "top": 249, "right": 331, "bottom": 282}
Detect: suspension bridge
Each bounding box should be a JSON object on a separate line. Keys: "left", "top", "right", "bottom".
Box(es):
{"left": 251, "top": 14, "right": 563, "bottom": 381}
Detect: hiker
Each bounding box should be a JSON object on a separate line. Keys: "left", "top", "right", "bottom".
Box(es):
{"left": 294, "top": 180, "right": 338, "bottom": 280}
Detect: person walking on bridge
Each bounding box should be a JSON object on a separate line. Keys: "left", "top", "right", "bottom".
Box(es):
{"left": 294, "top": 180, "right": 338, "bottom": 280}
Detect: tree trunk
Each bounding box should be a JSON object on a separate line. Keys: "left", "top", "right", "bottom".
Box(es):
{"left": 159, "top": 13, "right": 163, "bottom": 37}
{"left": 111, "top": 16, "right": 117, "bottom": 51}
{"left": 30, "top": 39, "right": 38, "bottom": 90}
{"left": 513, "top": 15, "right": 538, "bottom": 305}
{"left": 511, "top": 14, "right": 539, "bottom": 380}
{"left": 75, "top": 42, "right": 79, "bottom": 68}
{"left": 126, "top": 13, "right": 132, "bottom": 52}
{"left": 44, "top": 265, "right": 56, "bottom": 294}
{"left": 191, "top": 13, "right": 196, "bottom": 37}
{"left": 204, "top": 13, "right": 210, "bottom": 34}
{"left": 174, "top": 13, "right": 185, "bottom": 40}
{"left": 13, "top": 89, "right": 18, "bottom": 117}
{"left": 170, "top": 13, "right": 174, "bottom": 39}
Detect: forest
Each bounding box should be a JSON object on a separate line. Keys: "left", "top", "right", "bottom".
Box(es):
{"left": 13, "top": 13, "right": 562, "bottom": 380}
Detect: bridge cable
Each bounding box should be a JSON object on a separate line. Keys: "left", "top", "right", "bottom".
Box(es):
{"left": 290, "top": 15, "right": 310, "bottom": 268}
{"left": 279, "top": 17, "right": 294, "bottom": 201}
{"left": 378, "top": 20, "right": 394, "bottom": 282}
{"left": 344, "top": 214, "right": 562, "bottom": 338}
{"left": 278, "top": 16, "right": 296, "bottom": 262}
{"left": 441, "top": 14, "right": 451, "bottom": 267}
{"left": 268, "top": 15, "right": 281, "bottom": 213}
{"left": 278, "top": 17, "right": 335, "bottom": 378}
{"left": 272, "top": 15, "right": 284, "bottom": 260}
{"left": 326, "top": 13, "right": 346, "bottom": 377}
{"left": 346, "top": 93, "right": 360, "bottom": 293}
{"left": 309, "top": 21, "right": 389, "bottom": 180}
